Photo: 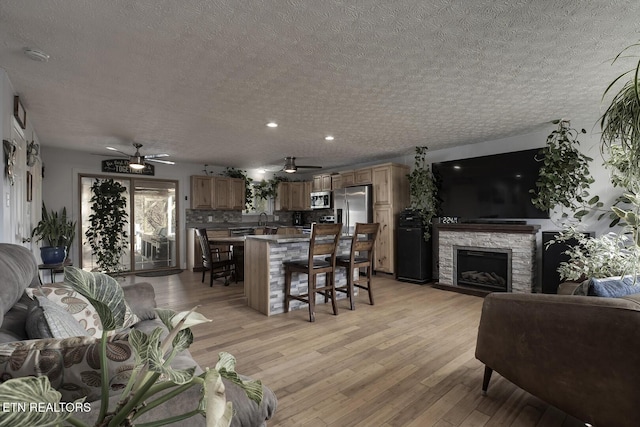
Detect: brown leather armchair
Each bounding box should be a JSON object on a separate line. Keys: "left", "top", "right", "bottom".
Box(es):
{"left": 475, "top": 292, "right": 640, "bottom": 427}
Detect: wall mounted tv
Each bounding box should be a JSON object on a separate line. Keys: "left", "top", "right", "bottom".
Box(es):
{"left": 432, "top": 148, "right": 549, "bottom": 220}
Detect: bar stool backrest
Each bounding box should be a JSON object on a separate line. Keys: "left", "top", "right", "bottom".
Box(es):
{"left": 309, "top": 223, "right": 342, "bottom": 266}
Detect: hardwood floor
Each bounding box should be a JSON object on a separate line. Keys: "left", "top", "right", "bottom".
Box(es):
{"left": 120, "top": 271, "right": 585, "bottom": 427}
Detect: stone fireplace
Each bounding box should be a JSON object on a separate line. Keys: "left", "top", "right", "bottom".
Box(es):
{"left": 437, "top": 223, "right": 540, "bottom": 293}
{"left": 455, "top": 246, "right": 512, "bottom": 292}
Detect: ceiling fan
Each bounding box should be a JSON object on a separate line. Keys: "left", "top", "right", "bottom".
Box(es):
{"left": 105, "top": 143, "right": 175, "bottom": 169}
{"left": 282, "top": 156, "right": 322, "bottom": 173}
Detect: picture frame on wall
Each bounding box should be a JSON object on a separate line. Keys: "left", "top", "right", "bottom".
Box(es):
{"left": 26, "top": 171, "right": 32, "bottom": 202}
{"left": 14, "top": 96, "right": 26, "bottom": 129}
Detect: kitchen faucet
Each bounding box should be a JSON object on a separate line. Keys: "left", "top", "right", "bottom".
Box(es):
{"left": 258, "top": 212, "right": 268, "bottom": 226}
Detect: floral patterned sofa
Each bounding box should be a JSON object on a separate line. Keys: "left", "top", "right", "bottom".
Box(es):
{"left": 0, "top": 243, "right": 277, "bottom": 426}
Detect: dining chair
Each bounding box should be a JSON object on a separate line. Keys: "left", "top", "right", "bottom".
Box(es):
{"left": 194, "top": 228, "right": 235, "bottom": 286}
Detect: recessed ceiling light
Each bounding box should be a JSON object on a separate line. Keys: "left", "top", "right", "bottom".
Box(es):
{"left": 266, "top": 122, "right": 278, "bottom": 128}
{"left": 325, "top": 135, "right": 334, "bottom": 141}
{"left": 23, "top": 47, "right": 50, "bottom": 62}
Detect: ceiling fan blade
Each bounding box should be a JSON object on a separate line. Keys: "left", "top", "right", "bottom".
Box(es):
{"left": 296, "top": 165, "right": 322, "bottom": 169}
{"left": 106, "top": 147, "right": 131, "bottom": 157}
{"left": 145, "top": 153, "right": 170, "bottom": 159}
{"left": 147, "top": 158, "right": 175, "bottom": 165}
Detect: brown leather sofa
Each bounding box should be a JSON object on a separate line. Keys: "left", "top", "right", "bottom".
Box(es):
{"left": 475, "top": 292, "right": 640, "bottom": 427}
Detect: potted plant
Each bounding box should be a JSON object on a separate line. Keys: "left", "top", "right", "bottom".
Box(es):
{"left": 31, "top": 203, "right": 76, "bottom": 264}
{"left": 407, "top": 146, "right": 438, "bottom": 241}
{"left": 85, "top": 178, "right": 129, "bottom": 275}
{"left": 551, "top": 42, "right": 640, "bottom": 292}
{"left": 529, "top": 119, "right": 601, "bottom": 223}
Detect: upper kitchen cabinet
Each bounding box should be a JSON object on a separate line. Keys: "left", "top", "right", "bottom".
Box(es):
{"left": 312, "top": 174, "right": 333, "bottom": 192}
{"left": 341, "top": 171, "right": 355, "bottom": 187}
{"left": 276, "top": 181, "right": 312, "bottom": 211}
{"left": 372, "top": 163, "right": 409, "bottom": 206}
{"left": 331, "top": 174, "right": 342, "bottom": 190}
{"left": 354, "top": 167, "right": 373, "bottom": 185}
{"left": 190, "top": 176, "right": 245, "bottom": 210}
{"left": 190, "top": 176, "right": 213, "bottom": 209}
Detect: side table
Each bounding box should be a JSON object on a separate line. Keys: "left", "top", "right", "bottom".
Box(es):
{"left": 38, "top": 259, "right": 72, "bottom": 283}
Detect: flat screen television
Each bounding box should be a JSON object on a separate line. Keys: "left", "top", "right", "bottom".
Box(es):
{"left": 432, "top": 148, "right": 549, "bottom": 220}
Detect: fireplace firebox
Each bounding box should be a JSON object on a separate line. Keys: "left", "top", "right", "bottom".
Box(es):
{"left": 454, "top": 246, "right": 512, "bottom": 292}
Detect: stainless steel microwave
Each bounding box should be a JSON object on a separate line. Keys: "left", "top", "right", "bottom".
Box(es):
{"left": 310, "top": 191, "right": 331, "bottom": 210}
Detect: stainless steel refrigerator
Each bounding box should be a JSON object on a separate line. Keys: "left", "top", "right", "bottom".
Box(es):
{"left": 333, "top": 185, "right": 373, "bottom": 235}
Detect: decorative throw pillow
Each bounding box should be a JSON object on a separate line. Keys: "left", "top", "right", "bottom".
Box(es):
{"left": 26, "top": 284, "right": 140, "bottom": 338}
{"left": 588, "top": 276, "right": 640, "bottom": 298}
{"left": 25, "top": 296, "right": 91, "bottom": 339}
{"left": 0, "top": 335, "right": 136, "bottom": 402}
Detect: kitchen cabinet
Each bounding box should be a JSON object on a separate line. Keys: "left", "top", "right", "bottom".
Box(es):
{"left": 189, "top": 176, "right": 245, "bottom": 210}
{"left": 341, "top": 171, "right": 355, "bottom": 187}
{"left": 371, "top": 163, "right": 410, "bottom": 274}
{"left": 312, "top": 174, "right": 333, "bottom": 191}
{"left": 229, "top": 178, "right": 246, "bottom": 210}
{"left": 373, "top": 205, "right": 393, "bottom": 273}
{"left": 276, "top": 181, "right": 312, "bottom": 211}
{"left": 354, "top": 167, "right": 372, "bottom": 185}
{"left": 331, "top": 174, "right": 342, "bottom": 190}
{"left": 190, "top": 176, "right": 213, "bottom": 209}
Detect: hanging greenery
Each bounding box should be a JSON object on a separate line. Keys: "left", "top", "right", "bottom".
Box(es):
{"left": 85, "top": 178, "right": 129, "bottom": 275}
{"left": 407, "top": 146, "right": 438, "bottom": 241}
{"left": 529, "top": 120, "right": 600, "bottom": 223}
{"left": 221, "top": 167, "right": 254, "bottom": 212}
{"left": 253, "top": 176, "right": 289, "bottom": 201}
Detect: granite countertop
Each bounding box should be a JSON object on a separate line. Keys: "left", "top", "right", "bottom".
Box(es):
{"left": 186, "top": 222, "right": 300, "bottom": 230}
{"left": 246, "top": 234, "right": 351, "bottom": 244}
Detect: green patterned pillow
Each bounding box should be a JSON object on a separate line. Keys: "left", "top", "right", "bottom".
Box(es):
{"left": 0, "top": 335, "right": 135, "bottom": 402}
{"left": 26, "top": 284, "right": 140, "bottom": 338}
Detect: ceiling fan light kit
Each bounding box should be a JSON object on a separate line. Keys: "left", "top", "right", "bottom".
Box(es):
{"left": 281, "top": 156, "right": 322, "bottom": 173}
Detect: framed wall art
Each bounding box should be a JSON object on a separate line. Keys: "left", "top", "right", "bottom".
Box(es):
{"left": 14, "top": 96, "right": 26, "bottom": 129}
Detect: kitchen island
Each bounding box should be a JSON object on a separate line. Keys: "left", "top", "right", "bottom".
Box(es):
{"left": 244, "top": 234, "right": 353, "bottom": 316}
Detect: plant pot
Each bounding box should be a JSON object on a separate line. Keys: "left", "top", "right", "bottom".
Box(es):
{"left": 40, "top": 246, "right": 67, "bottom": 265}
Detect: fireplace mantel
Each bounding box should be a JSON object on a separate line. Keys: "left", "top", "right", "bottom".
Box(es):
{"left": 437, "top": 223, "right": 540, "bottom": 234}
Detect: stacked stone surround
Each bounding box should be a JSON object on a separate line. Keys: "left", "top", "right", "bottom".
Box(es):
{"left": 438, "top": 223, "right": 540, "bottom": 293}
{"left": 268, "top": 238, "right": 353, "bottom": 314}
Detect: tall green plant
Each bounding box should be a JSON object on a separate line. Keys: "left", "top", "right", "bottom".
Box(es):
{"left": 85, "top": 179, "right": 129, "bottom": 275}
{"left": 600, "top": 42, "right": 640, "bottom": 258}
{"left": 407, "top": 146, "right": 437, "bottom": 241}
{"left": 529, "top": 120, "right": 599, "bottom": 222}
{"left": 0, "top": 267, "right": 262, "bottom": 427}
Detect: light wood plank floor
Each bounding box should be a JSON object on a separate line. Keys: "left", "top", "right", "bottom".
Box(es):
{"left": 120, "top": 271, "right": 585, "bottom": 427}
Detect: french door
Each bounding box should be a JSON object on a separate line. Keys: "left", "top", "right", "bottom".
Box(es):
{"left": 79, "top": 175, "right": 179, "bottom": 272}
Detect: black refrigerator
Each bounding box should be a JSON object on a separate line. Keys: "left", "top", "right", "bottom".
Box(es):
{"left": 396, "top": 209, "right": 432, "bottom": 284}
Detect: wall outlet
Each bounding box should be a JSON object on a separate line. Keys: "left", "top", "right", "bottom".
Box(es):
{"left": 208, "top": 215, "right": 213, "bottom": 222}
{"left": 274, "top": 215, "right": 279, "bottom": 221}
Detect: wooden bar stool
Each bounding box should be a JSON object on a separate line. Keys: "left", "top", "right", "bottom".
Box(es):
{"left": 334, "top": 222, "right": 380, "bottom": 310}
{"left": 283, "top": 223, "right": 342, "bottom": 322}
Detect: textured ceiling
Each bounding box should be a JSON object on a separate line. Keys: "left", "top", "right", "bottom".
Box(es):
{"left": 0, "top": 0, "right": 638, "bottom": 172}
